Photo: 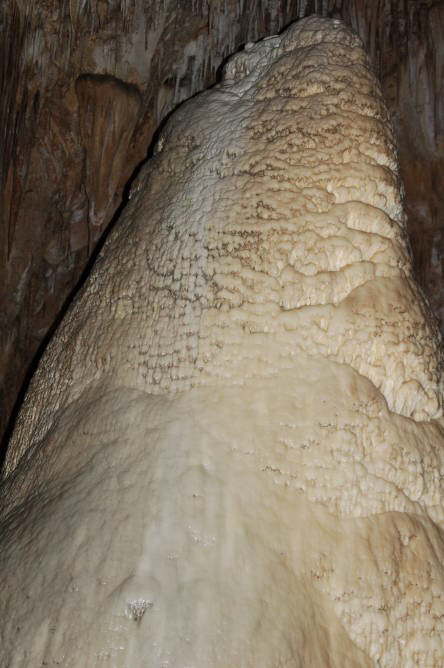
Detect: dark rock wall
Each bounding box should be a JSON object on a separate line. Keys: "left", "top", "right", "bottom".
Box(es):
{"left": 1, "top": 0, "right": 442, "bottom": 444}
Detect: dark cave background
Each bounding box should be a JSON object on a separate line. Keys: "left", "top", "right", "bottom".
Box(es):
{"left": 0, "top": 0, "right": 443, "bottom": 447}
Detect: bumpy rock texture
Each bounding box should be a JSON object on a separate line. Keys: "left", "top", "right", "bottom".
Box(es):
{"left": 1, "top": 16, "right": 444, "bottom": 667}
{"left": 1, "top": 0, "right": 443, "bottom": 451}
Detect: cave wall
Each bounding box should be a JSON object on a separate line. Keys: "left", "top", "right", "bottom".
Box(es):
{"left": 1, "top": 0, "right": 443, "bottom": 444}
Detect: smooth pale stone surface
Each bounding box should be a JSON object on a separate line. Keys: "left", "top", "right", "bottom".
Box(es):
{"left": 1, "top": 16, "right": 444, "bottom": 667}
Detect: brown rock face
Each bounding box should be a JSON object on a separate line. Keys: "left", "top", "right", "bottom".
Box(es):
{"left": 0, "top": 0, "right": 442, "bottom": 449}
{"left": 76, "top": 74, "right": 142, "bottom": 233}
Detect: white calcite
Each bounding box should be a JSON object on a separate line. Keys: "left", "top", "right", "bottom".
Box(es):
{"left": 1, "top": 16, "right": 444, "bottom": 667}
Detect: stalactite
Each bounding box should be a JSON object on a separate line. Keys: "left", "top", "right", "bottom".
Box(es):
{"left": 76, "top": 74, "right": 142, "bottom": 234}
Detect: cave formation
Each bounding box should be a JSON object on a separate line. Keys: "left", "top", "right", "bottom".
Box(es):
{"left": 0, "top": 0, "right": 443, "bottom": 451}
{"left": 0, "top": 2, "right": 444, "bottom": 666}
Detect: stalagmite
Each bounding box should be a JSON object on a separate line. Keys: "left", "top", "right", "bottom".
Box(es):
{"left": 1, "top": 16, "right": 444, "bottom": 667}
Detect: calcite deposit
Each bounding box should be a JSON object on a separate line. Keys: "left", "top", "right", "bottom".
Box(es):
{"left": 2, "top": 1, "right": 443, "bottom": 460}
{"left": 1, "top": 16, "right": 444, "bottom": 667}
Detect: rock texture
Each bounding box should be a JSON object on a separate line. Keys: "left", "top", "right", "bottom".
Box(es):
{"left": 1, "top": 17, "right": 444, "bottom": 666}
{"left": 337, "top": 0, "right": 444, "bottom": 326}
{"left": 0, "top": 0, "right": 443, "bottom": 451}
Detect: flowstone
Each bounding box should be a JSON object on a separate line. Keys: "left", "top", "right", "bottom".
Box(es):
{"left": 1, "top": 17, "right": 443, "bottom": 667}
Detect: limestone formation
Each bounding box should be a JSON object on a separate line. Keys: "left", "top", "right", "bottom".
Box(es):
{"left": 1, "top": 17, "right": 444, "bottom": 667}
{"left": 2, "top": 1, "right": 443, "bottom": 461}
